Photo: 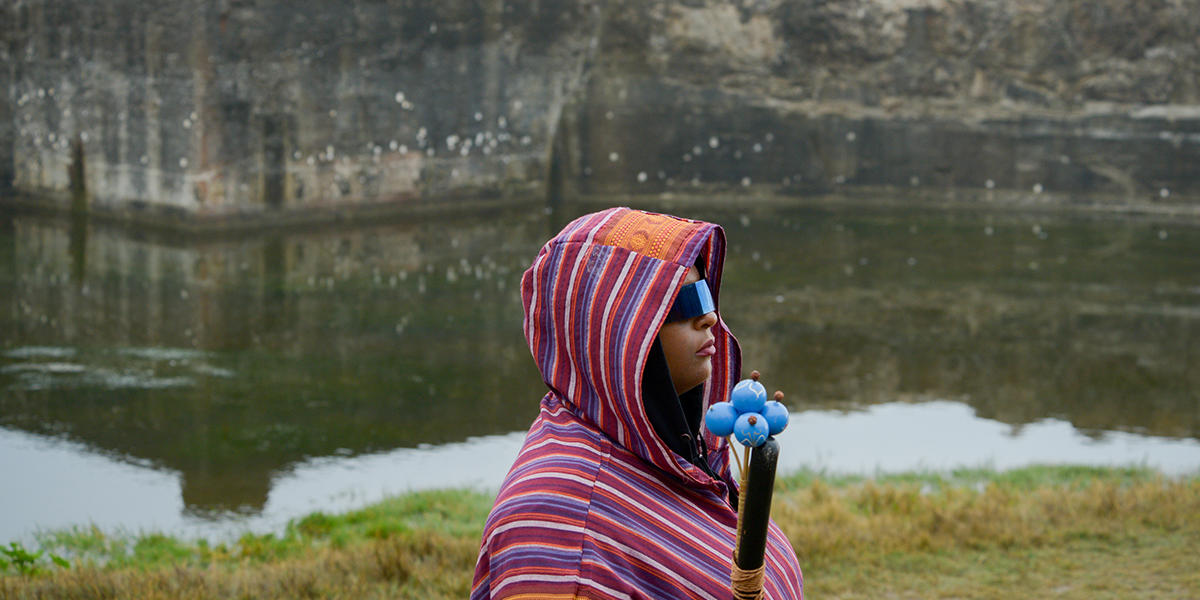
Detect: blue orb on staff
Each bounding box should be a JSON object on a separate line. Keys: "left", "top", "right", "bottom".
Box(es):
{"left": 705, "top": 370, "right": 789, "bottom": 448}
{"left": 734, "top": 413, "right": 770, "bottom": 447}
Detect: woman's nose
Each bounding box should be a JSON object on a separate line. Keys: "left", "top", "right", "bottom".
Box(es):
{"left": 695, "top": 311, "right": 717, "bottom": 329}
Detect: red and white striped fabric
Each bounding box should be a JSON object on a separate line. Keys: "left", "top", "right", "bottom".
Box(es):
{"left": 471, "top": 207, "right": 803, "bottom": 599}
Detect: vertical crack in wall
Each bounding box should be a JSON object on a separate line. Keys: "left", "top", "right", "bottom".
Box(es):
{"left": 262, "top": 115, "right": 285, "bottom": 208}
{"left": 68, "top": 132, "right": 88, "bottom": 284}
{"left": 68, "top": 133, "right": 86, "bottom": 213}
{"left": 544, "top": 1, "right": 607, "bottom": 208}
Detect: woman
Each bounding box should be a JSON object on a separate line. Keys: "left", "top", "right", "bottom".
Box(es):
{"left": 471, "top": 207, "right": 803, "bottom": 599}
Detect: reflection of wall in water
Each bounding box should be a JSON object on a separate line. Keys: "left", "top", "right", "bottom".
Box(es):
{"left": 0, "top": 213, "right": 548, "bottom": 511}
{"left": 735, "top": 287, "right": 1198, "bottom": 439}
{"left": 718, "top": 210, "right": 1200, "bottom": 442}
{"left": 8, "top": 215, "right": 528, "bottom": 349}
{"left": 4, "top": 206, "right": 1198, "bottom": 512}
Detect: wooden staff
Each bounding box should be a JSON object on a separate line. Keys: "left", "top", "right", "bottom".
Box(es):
{"left": 731, "top": 386, "right": 785, "bottom": 600}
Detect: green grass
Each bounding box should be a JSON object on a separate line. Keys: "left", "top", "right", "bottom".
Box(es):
{"left": 29, "top": 489, "right": 495, "bottom": 572}
{"left": 776, "top": 465, "right": 1200, "bottom": 598}
{"left": 3, "top": 467, "right": 1198, "bottom": 599}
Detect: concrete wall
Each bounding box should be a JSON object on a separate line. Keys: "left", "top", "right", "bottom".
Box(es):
{"left": 562, "top": 77, "right": 1200, "bottom": 202}
{"left": 3, "top": 0, "right": 1199, "bottom": 225}
{"left": 557, "top": 0, "right": 1200, "bottom": 204}
{"left": 5, "top": 0, "right": 598, "bottom": 224}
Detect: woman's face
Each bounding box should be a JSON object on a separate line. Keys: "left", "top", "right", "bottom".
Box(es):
{"left": 659, "top": 266, "right": 719, "bottom": 394}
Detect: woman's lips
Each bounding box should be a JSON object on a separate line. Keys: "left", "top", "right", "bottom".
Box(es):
{"left": 696, "top": 339, "right": 716, "bottom": 357}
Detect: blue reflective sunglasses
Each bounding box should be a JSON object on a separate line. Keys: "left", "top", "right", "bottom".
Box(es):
{"left": 666, "top": 279, "right": 716, "bottom": 322}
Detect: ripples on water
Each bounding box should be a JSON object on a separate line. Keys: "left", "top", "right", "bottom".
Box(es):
{"left": 2, "top": 346, "right": 214, "bottom": 391}
{"left": 0, "top": 200, "right": 1197, "bottom": 541}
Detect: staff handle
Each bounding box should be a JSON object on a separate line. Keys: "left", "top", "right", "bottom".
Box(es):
{"left": 732, "top": 437, "right": 780, "bottom": 599}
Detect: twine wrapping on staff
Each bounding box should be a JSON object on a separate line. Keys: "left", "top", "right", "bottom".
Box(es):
{"left": 731, "top": 563, "right": 766, "bottom": 600}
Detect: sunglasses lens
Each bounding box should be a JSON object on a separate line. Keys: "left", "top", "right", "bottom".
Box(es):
{"left": 666, "top": 279, "right": 715, "bottom": 322}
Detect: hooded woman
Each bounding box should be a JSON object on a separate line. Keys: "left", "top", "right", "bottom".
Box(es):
{"left": 471, "top": 207, "right": 803, "bottom": 599}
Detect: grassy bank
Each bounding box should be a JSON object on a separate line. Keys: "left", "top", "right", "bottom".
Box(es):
{"left": 2, "top": 466, "right": 1197, "bottom": 599}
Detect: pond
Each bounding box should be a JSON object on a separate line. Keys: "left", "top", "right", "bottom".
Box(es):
{"left": 2, "top": 197, "right": 1199, "bottom": 543}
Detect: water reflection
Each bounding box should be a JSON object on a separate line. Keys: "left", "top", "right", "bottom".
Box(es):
{"left": 1, "top": 200, "right": 1198, "bottom": 530}
{"left": 0, "top": 207, "right": 550, "bottom": 512}
{"left": 714, "top": 206, "right": 1200, "bottom": 441}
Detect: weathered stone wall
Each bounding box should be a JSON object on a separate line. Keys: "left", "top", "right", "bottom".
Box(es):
{"left": 559, "top": 0, "right": 1200, "bottom": 204}
{"left": 594, "top": 0, "right": 1200, "bottom": 106}
{"left": 3, "top": 0, "right": 1199, "bottom": 225}
{"left": 5, "top": 0, "right": 599, "bottom": 224}
{"left": 563, "top": 77, "right": 1200, "bottom": 202}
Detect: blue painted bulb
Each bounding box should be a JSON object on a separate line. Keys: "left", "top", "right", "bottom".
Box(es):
{"left": 730, "top": 379, "right": 767, "bottom": 414}
{"left": 762, "top": 400, "right": 789, "bottom": 435}
{"left": 733, "top": 412, "right": 769, "bottom": 447}
{"left": 705, "top": 402, "right": 739, "bottom": 437}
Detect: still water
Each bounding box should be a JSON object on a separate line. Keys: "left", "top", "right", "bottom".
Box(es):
{"left": 2, "top": 198, "right": 1199, "bottom": 542}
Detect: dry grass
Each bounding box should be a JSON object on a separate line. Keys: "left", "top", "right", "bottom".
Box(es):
{"left": 0, "top": 489, "right": 492, "bottom": 600}
{"left": 2, "top": 468, "right": 1197, "bottom": 599}
{"left": 0, "top": 530, "right": 476, "bottom": 599}
{"left": 776, "top": 468, "right": 1200, "bottom": 598}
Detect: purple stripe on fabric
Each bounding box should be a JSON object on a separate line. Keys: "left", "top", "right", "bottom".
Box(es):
{"left": 607, "top": 256, "right": 670, "bottom": 456}
{"left": 580, "top": 544, "right": 702, "bottom": 600}
{"left": 570, "top": 245, "right": 613, "bottom": 402}
{"left": 594, "top": 251, "right": 638, "bottom": 425}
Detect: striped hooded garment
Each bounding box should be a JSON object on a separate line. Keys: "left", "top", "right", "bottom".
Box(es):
{"left": 471, "top": 208, "right": 803, "bottom": 599}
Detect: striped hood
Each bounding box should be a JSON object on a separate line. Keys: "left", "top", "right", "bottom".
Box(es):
{"left": 472, "top": 207, "right": 803, "bottom": 599}
{"left": 523, "top": 207, "right": 738, "bottom": 482}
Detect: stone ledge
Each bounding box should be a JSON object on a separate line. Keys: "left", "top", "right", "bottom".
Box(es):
{"left": 0, "top": 183, "right": 544, "bottom": 240}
